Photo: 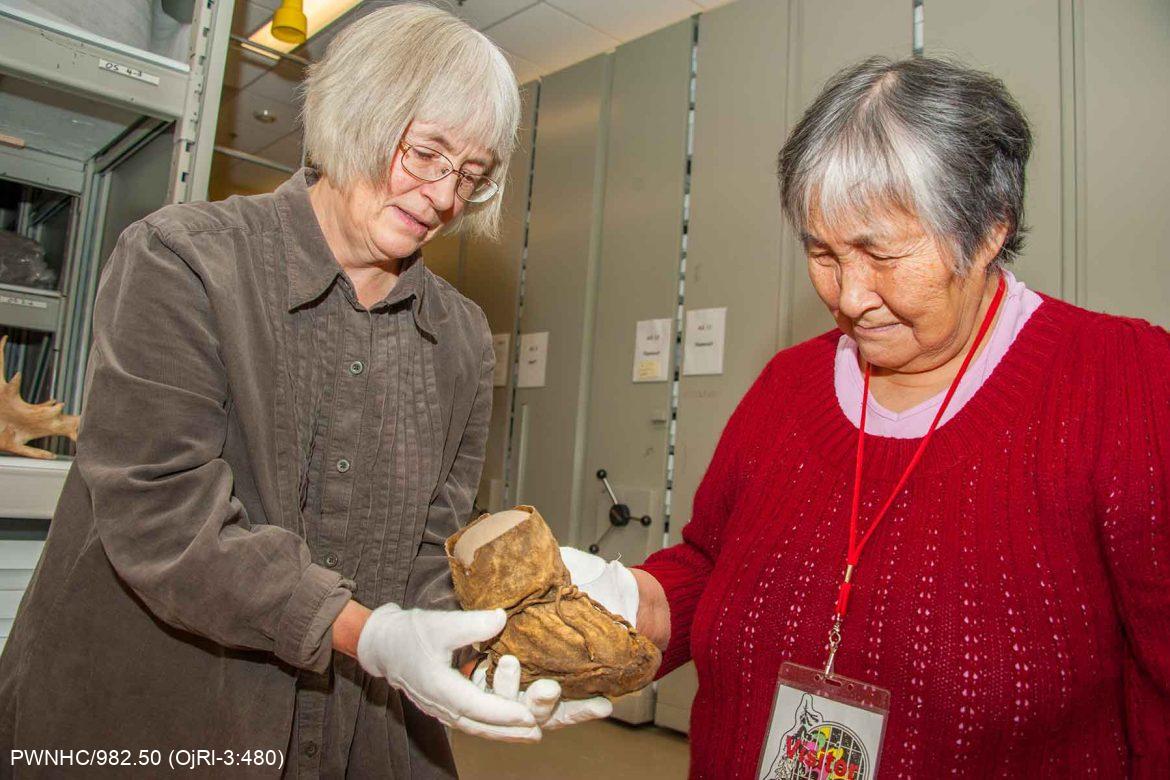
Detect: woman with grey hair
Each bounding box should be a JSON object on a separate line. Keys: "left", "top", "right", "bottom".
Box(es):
{"left": 0, "top": 4, "right": 608, "bottom": 776}
{"left": 563, "top": 56, "right": 1170, "bottom": 776}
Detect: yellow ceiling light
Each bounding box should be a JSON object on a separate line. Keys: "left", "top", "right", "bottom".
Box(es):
{"left": 271, "top": 0, "right": 307, "bottom": 45}
{"left": 247, "top": 0, "right": 364, "bottom": 57}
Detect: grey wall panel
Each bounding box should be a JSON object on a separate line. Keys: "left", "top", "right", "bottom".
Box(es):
{"left": 1081, "top": 0, "right": 1170, "bottom": 326}
{"left": 461, "top": 82, "right": 539, "bottom": 512}
{"left": 657, "top": 0, "right": 790, "bottom": 735}
{"left": 580, "top": 19, "right": 692, "bottom": 565}
{"left": 508, "top": 54, "right": 612, "bottom": 544}
{"left": 927, "top": 0, "right": 1065, "bottom": 299}
{"left": 785, "top": 0, "right": 914, "bottom": 345}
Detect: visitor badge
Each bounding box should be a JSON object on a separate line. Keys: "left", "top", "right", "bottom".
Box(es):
{"left": 757, "top": 662, "right": 890, "bottom": 780}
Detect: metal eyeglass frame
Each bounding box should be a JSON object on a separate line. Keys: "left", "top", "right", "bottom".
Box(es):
{"left": 397, "top": 140, "right": 499, "bottom": 203}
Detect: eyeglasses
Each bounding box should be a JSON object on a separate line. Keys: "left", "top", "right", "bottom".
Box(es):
{"left": 397, "top": 141, "right": 499, "bottom": 204}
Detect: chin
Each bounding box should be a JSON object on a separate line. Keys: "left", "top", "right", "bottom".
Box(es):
{"left": 372, "top": 223, "right": 424, "bottom": 261}
{"left": 856, "top": 341, "right": 915, "bottom": 372}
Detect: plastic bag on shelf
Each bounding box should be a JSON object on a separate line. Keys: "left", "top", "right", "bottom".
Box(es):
{"left": 0, "top": 231, "right": 57, "bottom": 290}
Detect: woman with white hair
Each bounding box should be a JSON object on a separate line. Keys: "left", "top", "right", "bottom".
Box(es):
{"left": 0, "top": 5, "right": 607, "bottom": 776}
{"left": 565, "top": 56, "right": 1170, "bottom": 776}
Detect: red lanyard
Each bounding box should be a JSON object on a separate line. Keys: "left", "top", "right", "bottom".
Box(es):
{"left": 823, "top": 274, "right": 1007, "bottom": 677}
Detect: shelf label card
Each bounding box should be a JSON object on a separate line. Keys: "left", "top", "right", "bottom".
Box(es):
{"left": 632, "top": 318, "right": 671, "bottom": 383}
{"left": 491, "top": 333, "right": 511, "bottom": 388}
{"left": 517, "top": 332, "right": 549, "bottom": 389}
{"left": 683, "top": 307, "right": 727, "bottom": 376}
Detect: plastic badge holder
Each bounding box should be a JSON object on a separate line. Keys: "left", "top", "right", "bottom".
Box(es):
{"left": 756, "top": 661, "right": 891, "bottom": 780}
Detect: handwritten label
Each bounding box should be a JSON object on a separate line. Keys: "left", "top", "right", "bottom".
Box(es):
{"left": 632, "top": 318, "right": 672, "bottom": 383}
{"left": 98, "top": 59, "right": 161, "bottom": 86}
{"left": 0, "top": 294, "right": 49, "bottom": 310}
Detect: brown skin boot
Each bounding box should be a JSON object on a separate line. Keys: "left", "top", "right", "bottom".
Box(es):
{"left": 447, "top": 506, "right": 661, "bottom": 700}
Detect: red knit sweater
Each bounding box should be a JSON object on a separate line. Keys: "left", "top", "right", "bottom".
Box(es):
{"left": 639, "top": 297, "right": 1170, "bottom": 779}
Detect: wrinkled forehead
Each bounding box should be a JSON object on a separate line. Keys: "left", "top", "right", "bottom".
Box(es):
{"left": 803, "top": 195, "right": 925, "bottom": 247}
{"left": 407, "top": 119, "right": 496, "bottom": 169}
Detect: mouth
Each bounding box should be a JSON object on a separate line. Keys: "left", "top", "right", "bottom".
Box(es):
{"left": 852, "top": 322, "right": 901, "bottom": 336}
{"left": 392, "top": 205, "right": 434, "bottom": 237}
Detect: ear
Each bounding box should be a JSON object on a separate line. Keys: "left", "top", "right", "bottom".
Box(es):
{"left": 974, "top": 222, "right": 1010, "bottom": 275}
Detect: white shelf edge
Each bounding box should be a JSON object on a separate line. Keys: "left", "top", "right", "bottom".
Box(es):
{"left": 0, "top": 455, "right": 71, "bottom": 520}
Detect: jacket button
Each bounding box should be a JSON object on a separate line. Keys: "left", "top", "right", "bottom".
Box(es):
{"left": 303, "top": 741, "right": 318, "bottom": 757}
{"left": 336, "top": 458, "right": 351, "bottom": 473}
{"left": 349, "top": 360, "right": 365, "bottom": 375}
{"left": 324, "top": 553, "right": 339, "bottom": 568}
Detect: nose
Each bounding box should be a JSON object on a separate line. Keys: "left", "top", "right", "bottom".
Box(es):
{"left": 836, "top": 263, "right": 883, "bottom": 321}
{"left": 420, "top": 174, "right": 460, "bottom": 215}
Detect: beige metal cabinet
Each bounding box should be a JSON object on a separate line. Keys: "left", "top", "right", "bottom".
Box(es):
{"left": 1079, "top": 0, "right": 1170, "bottom": 326}
{"left": 463, "top": 84, "right": 540, "bottom": 513}
{"left": 579, "top": 19, "right": 692, "bottom": 567}
{"left": 655, "top": 0, "right": 792, "bottom": 733}
{"left": 507, "top": 53, "right": 613, "bottom": 545}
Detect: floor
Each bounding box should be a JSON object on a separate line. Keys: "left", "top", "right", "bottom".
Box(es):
{"left": 451, "top": 718, "right": 691, "bottom": 780}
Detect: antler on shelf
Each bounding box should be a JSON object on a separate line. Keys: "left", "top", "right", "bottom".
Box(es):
{"left": 0, "top": 334, "right": 79, "bottom": 459}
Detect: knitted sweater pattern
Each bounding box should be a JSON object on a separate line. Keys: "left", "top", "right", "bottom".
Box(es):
{"left": 639, "top": 297, "right": 1170, "bottom": 779}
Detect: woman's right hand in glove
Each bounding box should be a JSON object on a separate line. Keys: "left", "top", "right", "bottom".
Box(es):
{"left": 355, "top": 603, "right": 542, "bottom": 742}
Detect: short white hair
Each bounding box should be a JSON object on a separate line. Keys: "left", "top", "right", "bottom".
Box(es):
{"left": 779, "top": 57, "right": 1032, "bottom": 272}
{"left": 302, "top": 3, "right": 521, "bottom": 239}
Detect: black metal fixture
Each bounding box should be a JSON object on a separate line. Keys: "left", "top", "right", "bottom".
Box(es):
{"left": 588, "top": 469, "right": 652, "bottom": 554}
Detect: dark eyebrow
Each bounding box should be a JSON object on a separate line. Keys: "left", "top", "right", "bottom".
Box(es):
{"left": 800, "top": 231, "right": 826, "bottom": 247}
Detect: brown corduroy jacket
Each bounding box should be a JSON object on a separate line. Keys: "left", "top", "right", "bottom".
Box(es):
{"left": 0, "top": 170, "right": 493, "bottom": 778}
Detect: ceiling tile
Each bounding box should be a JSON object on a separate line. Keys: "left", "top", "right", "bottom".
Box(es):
{"left": 502, "top": 49, "right": 542, "bottom": 85}
{"left": 546, "top": 0, "right": 699, "bottom": 42}
{"left": 223, "top": 46, "right": 285, "bottom": 90}
{"left": 484, "top": 3, "right": 617, "bottom": 74}
{"left": 448, "top": 0, "right": 539, "bottom": 30}
{"left": 216, "top": 90, "right": 299, "bottom": 153}
{"left": 256, "top": 131, "right": 305, "bottom": 169}
{"left": 246, "top": 58, "right": 308, "bottom": 106}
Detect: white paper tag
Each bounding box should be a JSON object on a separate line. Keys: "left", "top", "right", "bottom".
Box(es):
{"left": 98, "top": 59, "right": 161, "bottom": 86}
{"left": 632, "top": 318, "right": 671, "bottom": 383}
{"left": 516, "top": 331, "right": 548, "bottom": 389}
{"left": 758, "top": 663, "right": 888, "bottom": 780}
{"left": 683, "top": 307, "right": 726, "bottom": 376}
{"left": 491, "top": 333, "right": 511, "bottom": 388}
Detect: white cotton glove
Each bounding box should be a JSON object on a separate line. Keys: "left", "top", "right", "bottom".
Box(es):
{"left": 356, "top": 604, "right": 540, "bottom": 742}
{"left": 472, "top": 656, "right": 614, "bottom": 730}
{"left": 559, "top": 546, "right": 640, "bottom": 626}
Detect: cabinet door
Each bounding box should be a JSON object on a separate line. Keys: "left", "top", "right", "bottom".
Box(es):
{"left": 507, "top": 54, "right": 613, "bottom": 544}
{"left": 461, "top": 83, "right": 539, "bottom": 513}
{"left": 658, "top": 0, "right": 792, "bottom": 734}
{"left": 580, "top": 19, "right": 693, "bottom": 566}
{"left": 1080, "top": 0, "right": 1170, "bottom": 326}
